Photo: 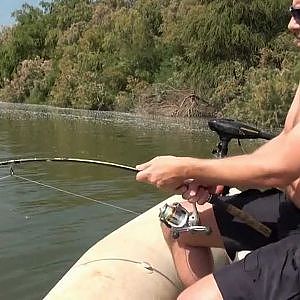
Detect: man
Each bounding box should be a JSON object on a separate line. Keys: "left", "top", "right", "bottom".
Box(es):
{"left": 136, "top": 2, "right": 300, "bottom": 299}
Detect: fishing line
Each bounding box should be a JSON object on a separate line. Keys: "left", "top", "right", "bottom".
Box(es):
{"left": 12, "top": 174, "right": 140, "bottom": 216}
{"left": 0, "top": 157, "right": 140, "bottom": 215}
{"left": 0, "top": 174, "right": 12, "bottom": 181}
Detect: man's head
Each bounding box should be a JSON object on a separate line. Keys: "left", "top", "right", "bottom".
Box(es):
{"left": 289, "top": 0, "right": 300, "bottom": 47}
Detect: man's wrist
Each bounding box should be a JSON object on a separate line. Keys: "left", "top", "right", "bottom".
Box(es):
{"left": 181, "top": 157, "right": 203, "bottom": 179}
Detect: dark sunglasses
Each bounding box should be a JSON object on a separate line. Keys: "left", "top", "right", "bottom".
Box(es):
{"left": 290, "top": 6, "right": 300, "bottom": 20}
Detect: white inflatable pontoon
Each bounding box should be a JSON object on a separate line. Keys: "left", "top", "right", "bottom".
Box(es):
{"left": 44, "top": 195, "right": 229, "bottom": 300}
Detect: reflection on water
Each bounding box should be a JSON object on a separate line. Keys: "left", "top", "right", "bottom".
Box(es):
{"left": 0, "top": 104, "right": 259, "bottom": 299}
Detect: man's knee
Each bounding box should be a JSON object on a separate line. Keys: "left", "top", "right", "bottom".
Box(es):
{"left": 177, "top": 291, "right": 221, "bottom": 300}
{"left": 177, "top": 274, "right": 223, "bottom": 300}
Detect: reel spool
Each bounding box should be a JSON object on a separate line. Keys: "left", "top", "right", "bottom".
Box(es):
{"left": 159, "top": 203, "right": 211, "bottom": 239}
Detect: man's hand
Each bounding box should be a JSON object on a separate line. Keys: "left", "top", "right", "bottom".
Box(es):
{"left": 181, "top": 179, "right": 210, "bottom": 204}
{"left": 181, "top": 180, "right": 223, "bottom": 204}
{"left": 136, "top": 156, "right": 224, "bottom": 200}
{"left": 136, "top": 156, "right": 190, "bottom": 193}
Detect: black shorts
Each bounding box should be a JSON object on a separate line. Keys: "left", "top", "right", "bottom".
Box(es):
{"left": 212, "top": 188, "right": 300, "bottom": 300}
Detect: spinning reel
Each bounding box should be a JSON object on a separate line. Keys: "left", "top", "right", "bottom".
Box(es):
{"left": 159, "top": 202, "right": 211, "bottom": 239}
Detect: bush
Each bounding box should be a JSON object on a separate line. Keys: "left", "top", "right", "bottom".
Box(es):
{"left": 0, "top": 58, "right": 53, "bottom": 103}
{"left": 221, "top": 51, "right": 300, "bottom": 128}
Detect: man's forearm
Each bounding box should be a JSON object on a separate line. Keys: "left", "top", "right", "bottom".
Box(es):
{"left": 184, "top": 126, "right": 300, "bottom": 189}
{"left": 183, "top": 155, "right": 277, "bottom": 188}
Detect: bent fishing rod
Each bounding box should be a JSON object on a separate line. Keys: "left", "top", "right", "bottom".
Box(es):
{"left": 1, "top": 156, "right": 271, "bottom": 238}
{"left": 0, "top": 157, "right": 137, "bottom": 172}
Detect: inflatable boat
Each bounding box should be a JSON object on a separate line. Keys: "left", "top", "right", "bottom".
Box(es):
{"left": 43, "top": 195, "right": 229, "bottom": 300}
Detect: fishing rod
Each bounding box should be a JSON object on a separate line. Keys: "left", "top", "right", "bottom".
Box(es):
{"left": 1, "top": 156, "right": 270, "bottom": 237}
{"left": 0, "top": 157, "right": 137, "bottom": 172}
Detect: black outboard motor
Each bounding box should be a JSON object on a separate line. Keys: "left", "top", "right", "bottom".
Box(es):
{"left": 208, "top": 118, "right": 275, "bottom": 158}
{"left": 208, "top": 118, "right": 276, "bottom": 197}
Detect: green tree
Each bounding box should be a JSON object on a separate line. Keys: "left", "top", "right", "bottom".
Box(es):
{"left": 0, "top": 0, "right": 297, "bottom": 127}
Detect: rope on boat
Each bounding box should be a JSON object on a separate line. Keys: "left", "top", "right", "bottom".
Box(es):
{"left": 78, "top": 258, "right": 182, "bottom": 291}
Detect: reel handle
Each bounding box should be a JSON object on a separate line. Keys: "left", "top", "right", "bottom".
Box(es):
{"left": 171, "top": 225, "right": 211, "bottom": 239}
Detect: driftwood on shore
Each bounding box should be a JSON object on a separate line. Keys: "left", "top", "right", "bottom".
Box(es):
{"left": 134, "top": 88, "right": 214, "bottom": 118}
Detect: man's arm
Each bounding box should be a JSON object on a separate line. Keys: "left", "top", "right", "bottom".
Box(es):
{"left": 187, "top": 124, "right": 300, "bottom": 188}
{"left": 136, "top": 123, "right": 300, "bottom": 191}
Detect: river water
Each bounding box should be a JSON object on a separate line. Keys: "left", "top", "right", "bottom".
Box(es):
{"left": 0, "top": 103, "right": 258, "bottom": 299}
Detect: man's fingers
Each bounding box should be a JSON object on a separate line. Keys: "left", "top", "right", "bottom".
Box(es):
{"left": 136, "top": 161, "right": 151, "bottom": 171}
{"left": 137, "top": 156, "right": 162, "bottom": 171}
{"left": 182, "top": 185, "right": 199, "bottom": 200}
{"left": 136, "top": 171, "right": 145, "bottom": 182}
{"left": 214, "top": 185, "right": 224, "bottom": 194}
{"left": 182, "top": 181, "right": 203, "bottom": 199}
{"left": 182, "top": 184, "right": 210, "bottom": 204}
{"left": 175, "top": 184, "right": 188, "bottom": 194}
{"left": 196, "top": 189, "right": 210, "bottom": 205}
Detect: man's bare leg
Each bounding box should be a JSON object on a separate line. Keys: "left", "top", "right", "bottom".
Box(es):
{"left": 161, "top": 202, "right": 225, "bottom": 296}
{"left": 178, "top": 274, "right": 223, "bottom": 300}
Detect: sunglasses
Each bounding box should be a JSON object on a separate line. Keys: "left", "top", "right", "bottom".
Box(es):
{"left": 290, "top": 6, "right": 300, "bottom": 20}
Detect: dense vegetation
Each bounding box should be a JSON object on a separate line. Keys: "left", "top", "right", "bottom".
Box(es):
{"left": 0, "top": 0, "right": 298, "bottom": 127}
